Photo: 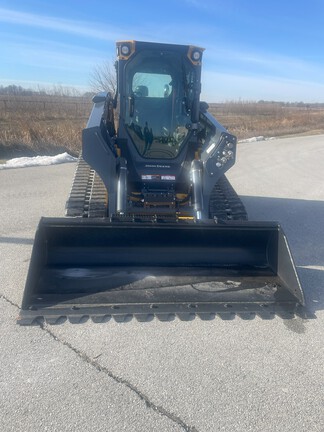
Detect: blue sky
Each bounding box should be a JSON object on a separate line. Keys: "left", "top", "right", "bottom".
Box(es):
{"left": 1, "top": 0, "right": 324, "bottom": 102}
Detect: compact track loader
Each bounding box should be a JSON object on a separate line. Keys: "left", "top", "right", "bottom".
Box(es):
{"left": 18, "top": 41, "right": 305, "bottom": 324}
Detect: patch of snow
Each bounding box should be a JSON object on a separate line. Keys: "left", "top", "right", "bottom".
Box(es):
{"left": 238, "top": 136, "right": 265, "bottom": 143}
{"left": 0, "top": 152, "right": 77, "bottom": 170}
{"left": 238, "top": 136, "right": 276, "bottom": 143}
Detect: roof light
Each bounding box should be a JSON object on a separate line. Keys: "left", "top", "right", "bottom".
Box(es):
{"left": 187, "top": 46, "right": 205, "bottom": 65}
{"left": 121, "top": 45, "right": 130, "bottom": 56}
{"left": 192, "top": 50, "right": 201, "bottom": 61}
{"left": 116, "top": 41, "right": 136, "bottom": 60}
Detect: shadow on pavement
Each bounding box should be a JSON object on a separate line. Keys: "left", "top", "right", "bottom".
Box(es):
{"left": 0, "top": 237, "right": 34, "bottom": 245}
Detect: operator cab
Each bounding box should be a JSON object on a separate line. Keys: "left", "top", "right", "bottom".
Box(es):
{"left": 117, "top": 41, "right": 204, "bottom": 160}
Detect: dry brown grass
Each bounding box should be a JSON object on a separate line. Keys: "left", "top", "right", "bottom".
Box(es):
{"left": 0, "top": 95, "right": 91, "bottom": 158}
{"left": 1, "top": 95, "right": 324, "bottom": 158}
{"left": 209, "top": 102, "right": 324, "bottom": 139}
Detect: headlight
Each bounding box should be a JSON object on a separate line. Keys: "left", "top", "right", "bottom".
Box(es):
{"left": 203, "top": 132, "right": 236, "bottom": 175}
{"left": 214, "top": 135, "right": 236, "bottom": 168}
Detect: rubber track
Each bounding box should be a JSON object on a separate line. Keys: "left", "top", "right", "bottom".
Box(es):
{"left": 65, "top": 155, "right": 107, "bottom": 218}
{"left": 88, "top": 170, "right": 107, "bottom": 218}
{"left": 209, "top": 175, "right": 248, "bottom": 221}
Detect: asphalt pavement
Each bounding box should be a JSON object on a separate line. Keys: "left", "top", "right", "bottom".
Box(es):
{"left": 1, "top": 135, "right": 323, "bottom": 432}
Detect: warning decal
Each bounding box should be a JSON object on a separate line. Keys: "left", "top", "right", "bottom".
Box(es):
{"left": 141, "top": 174, "right": 176, "bottom": 181}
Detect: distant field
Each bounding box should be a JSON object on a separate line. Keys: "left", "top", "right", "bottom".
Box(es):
{"left": 208, "top": 102, "right": 324, "bottom": 139}
{"left": 0, "top": 95, "right": 91, "bottom": 158}
{"left": 1, "top": 94, "right": 324, "bottom": 158}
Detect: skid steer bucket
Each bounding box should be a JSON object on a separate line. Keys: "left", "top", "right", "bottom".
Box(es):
{"left": 18, "top": 217, "right": 305, "bottom": 324}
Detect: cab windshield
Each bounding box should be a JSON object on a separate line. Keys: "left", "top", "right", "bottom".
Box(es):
{"left": 125, "top": 50, "right": 195, "bottom": 159}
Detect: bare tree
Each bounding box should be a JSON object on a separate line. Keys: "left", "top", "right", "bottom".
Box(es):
{"left": 89, "top": 59, "right": 117, "bottom": 95}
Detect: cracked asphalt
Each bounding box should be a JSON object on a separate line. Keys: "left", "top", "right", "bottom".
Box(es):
{"left": 1, "top": 135, "right": 324, "bottom": 431}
